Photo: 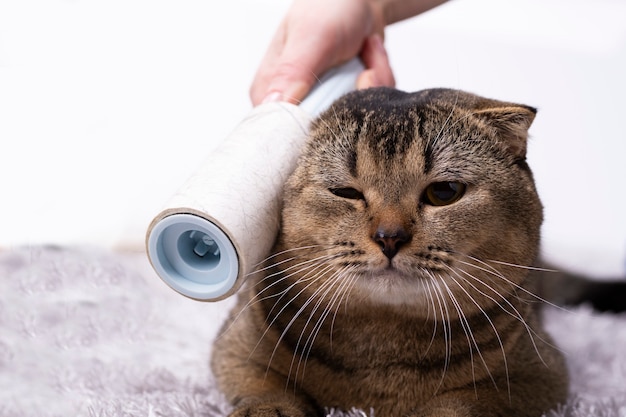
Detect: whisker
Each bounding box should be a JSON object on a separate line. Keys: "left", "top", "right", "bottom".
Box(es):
{"left": 244, "top": 261, "right": 335, "bottom": 363}
{"left": 443, "top": 267, "right": 509, "bottom": 398}
{"left": 262, "top": 264, "right": 338, "bottom": 379}
{"left": 247, "top": 252, "right": 344, "bottom": 313}
{"left": 310, "top": 267, "right": 356, "bottom": 354}
{"left": 421, "top": 275, "right": 440, "bottom": 357}
{"left": 449, "top": 262, "right": 562, "bottom": 366}
{"left": 294, "top": 266, "right": 357, "bottom": 385}
{"left": 221, "top": 253, "right": 340, "bottom": 337}
{"left": 427, "top": 272, "right": 453, "bottom": 396}
{"left": 450, "top": 253, "right": 567, "bottom": 361}
{"left": 256, "top": 251, "right": 340, "bottom": 292}
{"left": 486, "top": 260, "right": 558, "bottom": 273}
{"left": 214, "top": 267, "right": 315, "bottom": 343}
{"left": 437, "top": 274, "right": 483, "bottom": 398}
{"left": 453, "top": 254, "right": 570, "bottom": 313}
{"left": 249, "top": 245, "right": 334, "bottom": 278}
{"left": 331, "top": 268, "right": 361, "bottom": 338}
{"left": 285, "top": 266, "right": 348, "bottom": 384}
{"left": 429, "top": 90, "right": 460, "bottom": 149}
{"left": 261, "top": 254, "right": 360, "bottom": 323}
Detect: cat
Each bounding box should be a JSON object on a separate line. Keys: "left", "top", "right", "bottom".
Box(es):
{"left": 211, "top": 87, "right": 569, "bottom": 417}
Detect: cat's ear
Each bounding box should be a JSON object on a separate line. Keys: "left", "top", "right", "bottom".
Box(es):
{"left": 474, "top": 105, "right": 536, "bottom": 158}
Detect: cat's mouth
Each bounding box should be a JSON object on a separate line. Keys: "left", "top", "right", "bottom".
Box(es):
{"left": 355, "top": 251, "right": 454, "bottom": 287}
{"left": 334, "top": 244, "right": 454, "bottom": 283}
{"left": 388, "top": 252, "right": 450, "bottom": 272}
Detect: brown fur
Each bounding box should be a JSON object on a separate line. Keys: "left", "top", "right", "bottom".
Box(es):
{"left": 212, "top": 87, "right": 568, "bottom": 417}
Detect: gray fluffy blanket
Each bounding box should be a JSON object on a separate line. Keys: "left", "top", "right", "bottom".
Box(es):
{"left": 1, "top": 247, "right": 625, "bottom": 417}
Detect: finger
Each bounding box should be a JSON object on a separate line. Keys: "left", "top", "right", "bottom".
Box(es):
{"left": 357, "top": 34, "right": 395, "bottom": 89}
{"left": 251, "top": 33, "right": 337, "bottom": 106}
{"left": 259, "top": 59, "right": 324, "bottom": 106}
{"left": 249, "top": 25, "right": 290, "bottom": 105}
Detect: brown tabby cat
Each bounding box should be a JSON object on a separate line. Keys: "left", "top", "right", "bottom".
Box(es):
{"left": 211, "top": 87, "right": 568, "bottom": 417}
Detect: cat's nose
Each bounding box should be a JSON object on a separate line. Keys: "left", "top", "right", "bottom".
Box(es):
{"left": 373, "top": 227, "right": 410, "bottom": 259}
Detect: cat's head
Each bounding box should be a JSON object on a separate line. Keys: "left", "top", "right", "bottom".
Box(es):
{"left": 278, "top": 87, "right": 542, "bottom": 314}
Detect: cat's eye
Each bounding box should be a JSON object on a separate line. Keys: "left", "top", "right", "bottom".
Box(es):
{"left": 329, "top": 187, "right": 365, "bottom": 201}
{"left": 423, "top": 182, "right": 466, "bottom": 206}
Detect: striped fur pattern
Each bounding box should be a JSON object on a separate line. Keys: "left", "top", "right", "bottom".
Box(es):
{"left": 211, "top": 88, "right": 568, "bottom": 417}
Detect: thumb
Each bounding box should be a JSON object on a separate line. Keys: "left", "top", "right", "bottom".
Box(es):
{"left": 259, "top": 61, "right": 320, "bottom": 105}
{"left": 356, "top": 34, "right": 395, "bottom": 90}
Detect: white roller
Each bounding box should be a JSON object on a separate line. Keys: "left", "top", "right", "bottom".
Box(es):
{"left": 146, "top": 58, "right": 364, "bottom": 301}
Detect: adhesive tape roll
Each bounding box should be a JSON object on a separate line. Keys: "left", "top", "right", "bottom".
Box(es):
{"left": 147, "top": 102, "right": 311, "bottom": 301}
{"left": 146, "top": 58, "right": 364, "bottom": 301}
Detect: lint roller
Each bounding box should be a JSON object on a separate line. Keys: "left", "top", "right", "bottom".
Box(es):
{"left": 146, "top": 58, "right": 364, "bottom": 301}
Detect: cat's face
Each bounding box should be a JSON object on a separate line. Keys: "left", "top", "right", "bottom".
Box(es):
{"left": 278, "top": 88, "right": 542, "bottom": 314}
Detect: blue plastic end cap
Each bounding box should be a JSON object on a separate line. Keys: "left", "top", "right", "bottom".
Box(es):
{"left": 147, "top": 213, "right": 239, "bottom": 301}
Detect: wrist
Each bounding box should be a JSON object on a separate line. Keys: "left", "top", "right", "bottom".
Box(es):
{"left": 368, "top": 0, "right": 388, "bottom": 37}
{"left": 371, "top": 0, "right": 448, "bottom": 27}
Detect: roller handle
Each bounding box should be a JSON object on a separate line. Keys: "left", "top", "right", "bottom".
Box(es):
{"left": 299, "top": 58, "right": 364, "bottom": 117}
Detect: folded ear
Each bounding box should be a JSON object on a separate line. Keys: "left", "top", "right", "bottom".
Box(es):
{"left": 474, "top": 104, "right": 537, "bottom": 158}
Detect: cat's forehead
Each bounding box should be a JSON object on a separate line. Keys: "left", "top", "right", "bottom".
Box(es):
{"left": 328, "top": 87, "right": 467, "bottom": 117}
{"left": 305, "top": 87, "right": 505, "bottom": 186}
{"left": 311, "top": 88, "right": 480, "bottom": 159}
{"left": 313, "top": 87, "right": 477, "bottom": 147}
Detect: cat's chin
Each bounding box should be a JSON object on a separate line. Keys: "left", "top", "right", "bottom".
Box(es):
{"left": 357, "top": 268, "right": 436, "bottom": 308}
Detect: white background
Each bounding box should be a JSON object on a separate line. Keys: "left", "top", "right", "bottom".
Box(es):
{"left": 1, "top": 0, "right": 625, "bottom": 277}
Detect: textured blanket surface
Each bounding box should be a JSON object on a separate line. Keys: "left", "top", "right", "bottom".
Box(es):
{"left": 1, "top": 247, "right": 625, "bottom": 417}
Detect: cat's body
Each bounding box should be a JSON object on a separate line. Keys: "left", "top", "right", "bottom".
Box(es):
{"left": 212, "top": 88, "right": 568, "bottom": 417}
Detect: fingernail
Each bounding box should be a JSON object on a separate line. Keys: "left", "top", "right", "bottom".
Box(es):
{"left": 367, "top": 71, "right": 381, "bottom": 87}
{"left": 357, "top": 70, "right": 380, "bottom": 90}
{"left": 262, "top": 91, "right": 283, "bottom": 104}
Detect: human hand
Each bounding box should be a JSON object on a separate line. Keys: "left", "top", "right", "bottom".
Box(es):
{"left": 250, "top": 0, "right": 396, "bottom": 106}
